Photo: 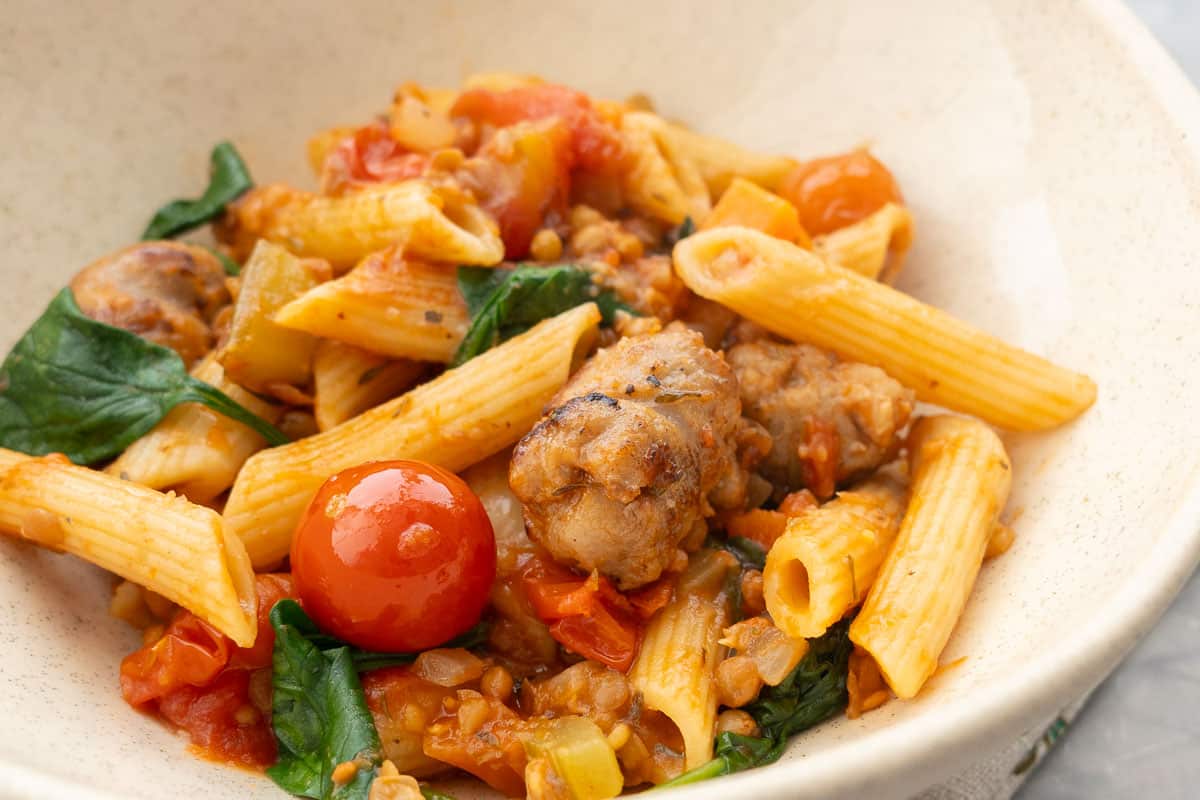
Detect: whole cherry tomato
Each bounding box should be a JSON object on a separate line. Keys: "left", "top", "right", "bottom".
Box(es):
{"left": 778, "top": 148, "right": 902, "bottom": 236}
{"left": 291, "top": 460, "right": 496, "bottom": 652}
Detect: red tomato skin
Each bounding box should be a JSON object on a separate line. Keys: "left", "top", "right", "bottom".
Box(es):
{"left": 451, "top": 84, "right": 627, "bottom": 175}
{"left": 778, "top": 149, "right": 902, "bottom": 236}
{"left": 291, "top": 460, "right": 497, "bottom": 653}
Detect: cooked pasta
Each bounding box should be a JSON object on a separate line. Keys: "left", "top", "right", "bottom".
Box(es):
{"left": 850, "top": 415, "right": 1013, "bottom": 699}
{"left": 629, "top": 550, "right": 737, "bottom": 770}
{"left": 311, "top": 341, "right": 427, "bottom": 432}
{"left": 225, "top": 302, "right": 601, "bottom": 567}
{"left": 218, "top": 179, "right": 504, "bottom": 270}
{"left": 764, "top": 472, "right": 907, "bottom": 640}
{"left": 620, "top": 111, "right": 711, "bottom": 225}
{"left": 273, "top": 247, "right": 469, "bottom": 363}
{"left": 813, "top": 201, "right": 914, "bottom": 282}
{"left": 0, "top": 72, "right": 1098, "bottom": 797}
{"left": 673, "top": 227, "right": 1097, "bottom": 430}
{"left": 106, "top": 355, "right": 282, "bottom": 505}
{"left": 0, "top": 450, "right": 257, "bottom": 646}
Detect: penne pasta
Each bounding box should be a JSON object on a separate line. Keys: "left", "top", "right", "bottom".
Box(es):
{"left": 620, "top": 111, "right": 711, "bottom": 226}
{"left": 629, "top": 549, "right": 738, "bottom": 770}
{"left": 656, "top": 121, "right": 797, "bottom": 196}
{"left": 673, "top": 228, "right": 1097, "bottom": 431}
{"left": 224, "top": 302, "right": 602, "bottom": 567}
{"left": 219, "top": 240, "right": 330, "bottom": 394}
{"left": 312, "top": 340, "right": 427, "bottom": 432}
{"left": 217, "top": 179, "right": 504, "bottom": 271}
{"left": 106, "top": 355, "right": 282, "bottom": 505}
{"left": 812, "top": 202, "right": 914, "bottom": 282}
{"left": 0, "top": 449, "right": 257, "bottom": 646}
{"left": 273, "top": 247, "right": 469, "bottom": 363}
{"left": 764, "top": 472, "right": 907, "bottom": 640}
{"left": 850, "top": 415, "right": 1012, "bottom": 699}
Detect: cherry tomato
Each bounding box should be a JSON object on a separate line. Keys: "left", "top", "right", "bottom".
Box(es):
{"left": 291, "top": 460, "right": 496, "bottom": 652}
{"left": 778, "top": 148, "right": 902, "bottom": 236}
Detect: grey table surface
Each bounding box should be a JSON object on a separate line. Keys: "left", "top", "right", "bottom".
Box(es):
{"left": 1016, "top": 2, "right": 1200, "bottom": 799}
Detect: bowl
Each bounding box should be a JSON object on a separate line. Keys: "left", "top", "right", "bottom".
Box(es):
{"left": 2, "top": 1, "right": 1199, "bottom": 798}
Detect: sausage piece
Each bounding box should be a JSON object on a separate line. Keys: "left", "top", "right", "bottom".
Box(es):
{"left": 510, "top": 325, "right": 761, "bottom": 589}
{"left": 727, "top": 340, "right": 914, "bottom": 499}
{"left": 70, "top": 242, "right": 229, "bottom": 365}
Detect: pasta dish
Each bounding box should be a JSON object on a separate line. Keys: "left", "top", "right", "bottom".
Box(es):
{"left": 0, "top": 74, "right": 1095, "bottom": 800}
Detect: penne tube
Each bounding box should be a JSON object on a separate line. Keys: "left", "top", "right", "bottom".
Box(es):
{"left": 224, "top": 302, "right": 602, "bottom": 567}
{"left": 764, "top": 473, "right": 907, "bottom": 640}
{"left": 850, "top": 415, "right": 1012, "bottom": 698}
{"left": 629, "top": 549, "right": 738, "bottom": 771}
{"left": 673, "top": 228, "right": 1096, "bottom": 431}
{"left": 0, "top": 450, "right": 256, "bottom": 646}
{"left": 219, "top": 240, "right": 330, "bottom": 394}
{"left": 312, "top": 340, "right": 427, "bottom": 431}
{"left": 620, "top": 111, "right": 711, "bottom": 226}
{"left": 656, "top": 122, "right": 797, "bottom": 196}
{"left": 106, "top": 355, "right": 283, "bottom": 505}
{"left": 217, "top": 179, "right": 504, "bottom": 271}
{"left": 813, "top": 202, "right": 914, "bottom": 283}
{"left": 273, "top": 248, "right": 469, "bottom": 363}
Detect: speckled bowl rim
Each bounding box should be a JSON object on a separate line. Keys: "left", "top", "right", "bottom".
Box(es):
{"left": 3, "top": 2, "right": 1199, "bottom": 799}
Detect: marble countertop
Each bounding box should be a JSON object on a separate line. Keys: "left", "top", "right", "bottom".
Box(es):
{"left": 1018, "top": 3, "right": 1200, "bottom": 798}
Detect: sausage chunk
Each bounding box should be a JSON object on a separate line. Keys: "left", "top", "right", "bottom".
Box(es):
{"left": 510, "top": 325, "right": 760, "bottom": 589}
{"left": 70, "top": 242, "right": 229, "bottom": 365}
{"left": 727, "top": 340, "right": 914, "bottom": 499}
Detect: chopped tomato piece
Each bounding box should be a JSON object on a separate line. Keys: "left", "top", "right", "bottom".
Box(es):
{"left": 451, "top": 84, "right": 627, "bottom": 174}
{"left": 521, "top": 557, "right": 674, "bottom": 671}
{"left": 464, "top": 120, "right": 573, "bottom": 259}
{"left": 320, "top": 121, "right": 429, "bottom": 194}
{"left": 157, "top": 668, "right": 277, "bottom": 768}
{"left": 120, "top": 613, "right": 230, "bottom": 706}
{"left": 120, "top": 574, "right": 294, "bottom": 769}
{"left": 778, "top": 148, "right": 902, "bottom": 236}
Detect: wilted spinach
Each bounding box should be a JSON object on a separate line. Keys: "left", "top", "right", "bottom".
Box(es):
{"left": 142, "top": 141, "right": 252, "bottom": 240}
{"left": 0, "top": 289, "right": 286, "bottom": 464}
{"left": 452, "top": 264, "right": 631, "bottom": 366}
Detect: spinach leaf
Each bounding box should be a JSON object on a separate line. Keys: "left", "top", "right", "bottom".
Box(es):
{"left": 204, "top": 245, "right": 241, "bottom": 276}
{"left": 674, "top": 215, "right": 696, "bottom": 241}
{"left": 267, "top": 602, "right": 382, "bottom": 800}
{"left": 0, "top": 289, "right": 287, "bottom": 464}
{"left": 452, "top": 264, "right": 632, "bottom": 366}
{"left": 722, "top": 537, "right": 768, "bottom": 571}
{"left": 655, "top": 619, "right": 855, "bottom": 788}
{"left": 270, "top": 599, "right": 488, "bottom": 672}
{"left": 142, "top": 141, "right": 253, "bottom": 240}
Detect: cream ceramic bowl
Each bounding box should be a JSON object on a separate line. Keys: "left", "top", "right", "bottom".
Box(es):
{"left": 2, "top": 1, "right": 1199, "bottom": 798}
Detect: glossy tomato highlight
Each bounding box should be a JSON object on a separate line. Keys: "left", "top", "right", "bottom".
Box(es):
{"left": 291, "top": 460, "right": 496, "bottom": 652}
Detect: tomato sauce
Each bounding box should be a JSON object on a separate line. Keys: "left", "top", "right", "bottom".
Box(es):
{"left": 119, "top": 574, "right": 293, "bottom": 769}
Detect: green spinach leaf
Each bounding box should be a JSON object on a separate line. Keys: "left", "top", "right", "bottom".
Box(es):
{"left": 722, "top": 537, "right": 768, "bottom": 571}
{"left": 0, "top": 289, "right": 286, "bottom": 464}
{"left": 655, "top": 619, "right": 855, "bottom": 788}
{"left": 270, "top": 599, "right": 488, "bottom": 672}
{"left": 452, "top": 264, "right": 632, "bottom": 366}
{"left": 204, "top": 245, "right": 242, "bottom": 276}
{"left": 142, "top": 141, "right": 253, "bottom": 240}
{"left": 267, "top": 601, "right": 382, "bottom": 800}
